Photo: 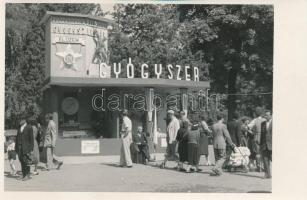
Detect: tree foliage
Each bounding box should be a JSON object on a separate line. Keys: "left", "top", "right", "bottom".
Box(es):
{"left": 109, "top": 4, "right": 209, "bottom": 79}
{"left": 177, "top": 5, "right": 273, "bottom": 118}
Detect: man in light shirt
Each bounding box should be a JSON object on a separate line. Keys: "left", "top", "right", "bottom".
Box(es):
{"left": 119, "top": 109, "right": 133, "bottom": 167}
{"left": 160, "top": 110, "right": 180, "bottom": 168}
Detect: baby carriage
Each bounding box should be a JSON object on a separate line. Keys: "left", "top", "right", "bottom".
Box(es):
{"left": 224, "top": 146, "right": 251, "bottom": 172}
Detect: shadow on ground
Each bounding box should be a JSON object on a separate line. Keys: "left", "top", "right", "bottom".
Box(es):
{"left": 4, "top": 171, "right": 20, "bottom": 179}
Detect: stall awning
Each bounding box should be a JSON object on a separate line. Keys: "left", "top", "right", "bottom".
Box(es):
{"left": 43, "top": 77, "right": 210, "bottom": 89}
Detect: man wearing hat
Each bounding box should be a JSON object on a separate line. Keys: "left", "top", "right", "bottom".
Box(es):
{"left": 161, "top": 110, "right": 180, "bottom": 168}
{"left": 15, "top": 116, "right": 34, "bottom": 181}
{"left": 119, "top": 109, "right": 133, "bottom": 167}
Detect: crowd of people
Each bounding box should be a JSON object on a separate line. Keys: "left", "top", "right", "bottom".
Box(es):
{"left": 5, "top": 107, "right": 272, "bottom": 181}
{"left": 118, "top": 107, "right": 272, "bottom": 179}
{"left": 5, "top": 113, "right": 63, "bottom": 181}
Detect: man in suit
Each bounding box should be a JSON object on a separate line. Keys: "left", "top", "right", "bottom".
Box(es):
{"left": 44, "top": 113, "right": 63, "bottom": 170}
{"left": 15, "top": 117, "right": 34, "bottom": 181}
{"left": 210, "top": 113, "right": 237, "bottom": 176}
{"left": 227, "top": 112, "right": 242, "bottom": 146}
{"left": 260, "top": 110, "right": 272, "bottom": 179}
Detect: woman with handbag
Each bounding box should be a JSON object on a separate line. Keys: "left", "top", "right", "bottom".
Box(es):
{"left": 15, "top": 117, "right": 34, "bottom": 181}
{"left": 186, "top": 125, "right": 201, "bottom": 173}
{"left": 29, "top": 118, "right": 40, "bottom": 175}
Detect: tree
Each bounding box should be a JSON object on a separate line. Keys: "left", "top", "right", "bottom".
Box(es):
{"left": 177, "top": 5, "right": 273, "bottom": 119}
{"left": 109, "top": 4, "right": 208, "bottom": 80}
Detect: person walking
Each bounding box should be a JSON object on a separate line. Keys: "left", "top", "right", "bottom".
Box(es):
{"left": 260, "top": 110, "right": 272, "bottom": 179}
{"left": 44, "top": 113, "right": 63, "bottom": 170}
{"left": 161, "top": 110, "right": 180, "bottom": 168}
{"left": 119, "top": 109, "right": 133, "bottom": 168}
{"left": 186, "top": 126, "right": 201, "bottom": 173}
{"left": 210, "top": 113, "right": 237, "bottom": 176}
{"left": 176, "top": 111, "right": 190, "bottom": 171}
{"left": 248, "top": 107, "right": 266, "bottom": 172}
{"left": 30, "top": 118, "right": 40, "bottom": 175}
{"left": 198, "top": 115, "right": 212, "bottom": 165}
{"left": 15, "top": 117, "right": 34, "bottom": 181}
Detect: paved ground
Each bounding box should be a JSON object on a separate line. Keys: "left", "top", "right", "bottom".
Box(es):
{"left": 4, "top": 156, "right": 271, "bottom": 193}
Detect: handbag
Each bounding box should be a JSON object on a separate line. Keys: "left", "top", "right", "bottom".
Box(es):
{"left": 24, "top": 151, "right": 38, "bottom": 166}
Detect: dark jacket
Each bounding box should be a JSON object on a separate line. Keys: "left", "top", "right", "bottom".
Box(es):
{"left": 15, "top": 124, "right": 34, "bottom": 155}
{"left": 133, "top": 132, "right": 148, "bottom": 145}
{"left": 260, "top": 120, "right": 272, "bottom": 151}
{"left": 176, "top": 120, "right": 189, "bottom": 142}
{"left": 227, "top": 119, "right": 242, "bottom": 146}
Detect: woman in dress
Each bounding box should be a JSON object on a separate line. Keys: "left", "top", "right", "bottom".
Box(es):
{"left": 198, "top": 115, "right": 212, "bottom": 165}
{"left": 29, "top": 118, "right": 40, "bottom": 175}
{"left": 186, "top": 125, "right": 201, "bottom": 173}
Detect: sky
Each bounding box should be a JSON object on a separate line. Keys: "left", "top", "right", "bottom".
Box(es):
{"left": 100, "top": 4, "right": 115, "bottom": 19}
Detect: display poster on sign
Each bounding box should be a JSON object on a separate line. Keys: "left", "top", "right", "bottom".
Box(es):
{"left": 81, "top": 140, "right": 100, "bottom": 154}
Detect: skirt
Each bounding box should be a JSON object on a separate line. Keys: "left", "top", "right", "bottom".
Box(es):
{"left": 33, "top": 140, "right": 40, "bottom": 164}
{"left": 178, "top": 140, "right": 188, "bottom": 162}
{"left": 198, "top": 132, "right": 209, "bottom": 155}
{"left": 188, "top": 143, "right": 200, "bottom": 166}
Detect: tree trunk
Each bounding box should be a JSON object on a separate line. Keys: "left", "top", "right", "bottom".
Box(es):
{"left": 227, "top": 67, "right": 238, "bottom": 121}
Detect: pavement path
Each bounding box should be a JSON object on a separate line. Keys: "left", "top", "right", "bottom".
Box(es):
{"left": 4, "top": 158, "right": 271, "bottom": 193}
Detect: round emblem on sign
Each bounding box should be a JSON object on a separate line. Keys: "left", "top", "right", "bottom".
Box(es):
{"left": 64, "top": 53, "right": 74, "bottom": 66}
{"left": 61, "top": 97, "right": 79, "bottom": 115}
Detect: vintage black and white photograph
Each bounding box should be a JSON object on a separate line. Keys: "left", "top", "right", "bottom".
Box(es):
{"left": 4, "top": 2, "right": 274, "bottom": 193}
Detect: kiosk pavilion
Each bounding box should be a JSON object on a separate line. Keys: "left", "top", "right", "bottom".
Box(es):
{"left": 40, "top": 11, "right": 210, "bottom": 156}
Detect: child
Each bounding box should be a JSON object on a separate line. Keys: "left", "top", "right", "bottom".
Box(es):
{"left": 7, "top": 136, "right": 17, "bottom": 176}
{"left": 132, "top": 126, "right": 151, "bottom": 164}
